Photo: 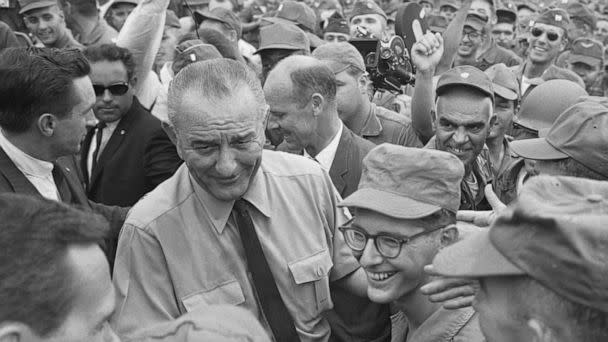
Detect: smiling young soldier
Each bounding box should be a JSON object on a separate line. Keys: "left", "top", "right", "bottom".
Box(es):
{"left": 19, "top": 0, "right": 83, "bottom": 48}
{"left": 338, "top": 144, "right": 485, "bottom": 342}
{"left": 432, "top": 175, "right": 608, "bottom": 342}
{"left": 510, "top": 8, "right": 583, "bottom": 96}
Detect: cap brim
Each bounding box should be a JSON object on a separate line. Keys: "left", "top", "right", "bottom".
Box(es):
{"left": 464, "top": 23, "right": 484, "bottom": 32}
{"left": 510, "top": 137, "right": 569, "bottom": 160}
{"left": 194, "top": 11, "right": 224, "bottom": 25}
{"left": 433, "top": 229, "right": 525, "bottom": 277}
{"left": 569, "top": 54, "right": 602, "bottom": 67}
{"left": 493, "top": 83, "right": 518, "bottom": 101}
{"left": 19, "top": 0, "right": 57, "bottom": 14}
{"left": 338, "top": 188, "right": 443, "bottom": 219}
{"left": 254, "top": 44, "right": 304, "bottom": 54}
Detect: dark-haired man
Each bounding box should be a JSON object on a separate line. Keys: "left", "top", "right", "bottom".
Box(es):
{"left": 0, "top": 193, "right": 120, "bottom": 342}
{"left": 82, "top": 44, "right": 181, "bottom": 207}
{"left": 19, "top": 0, "right": 83, "bottom": 48}
{"left": 0, "top": 47, "right": 127, "bottom": 263}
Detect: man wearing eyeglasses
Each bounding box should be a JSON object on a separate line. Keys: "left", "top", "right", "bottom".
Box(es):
{"left": 82, "top": 44, "right": 181, "bottom": 207}
{"left": 312, "top": 42, "right": 422, "bottom": 147}
{"left": 338, "top": 144, "right": 485, "bottom": 342}
{"left": 454, "top": 12, "right": 521, "bottom": 70}
{"left": 509, "top": 8, "right": 583, "bottom": 96}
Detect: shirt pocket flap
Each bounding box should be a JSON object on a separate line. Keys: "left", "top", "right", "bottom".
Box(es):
{"left": 181, "top": 280, "right": 245, "bottom": 312}
{"left": 288, "top": 249, "right": 334, "bottom": 285}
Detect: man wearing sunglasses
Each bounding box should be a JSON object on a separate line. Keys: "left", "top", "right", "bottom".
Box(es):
{"left": 510, "top": 8, "right": 582, "bottom": 96}
{"left": 338, "top": 144, "right": 485, "bottom": 342}
{"left": 82, "top": 44, "right": 181, "bottom": 207}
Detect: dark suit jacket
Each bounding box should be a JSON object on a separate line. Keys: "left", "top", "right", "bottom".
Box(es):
{"left": 81, "top": 97, "right": 182, "bottom": 207}
{"left": 0, "top": 147, "right": 128, "bottom": 266}
{"left": 328, "top": 125, "right": 375, "bottom": 198}
{"left": 326, "top": 127, "right": 391, "bottom": 342}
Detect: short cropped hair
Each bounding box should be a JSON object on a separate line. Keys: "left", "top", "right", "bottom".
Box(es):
{"left": 168, "top": 58, "right": 266, "bottom": 129}
{"left": 84, "top": 44, "right": 136, "bottom": 81}
{"left": 0, "top": 47, "right": 90, "bottom": 133}
{"left": 0, "top": 194, "right": 109, "bottom": 337}
{"left": 290, "top": 63, "right": 337, "bottom": 107}
{"left": 509, "top": 276, "right": 608, "bottom": 341}
{"left": 538, "top": 158, "right": 608, "bottom": 181}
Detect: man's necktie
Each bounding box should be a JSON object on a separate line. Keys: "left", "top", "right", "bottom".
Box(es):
{"left": 232, "top": 199, "right": 299, "bottom": 341}
{"left": 91, "top": 122, "right": 106, "bottom": 172}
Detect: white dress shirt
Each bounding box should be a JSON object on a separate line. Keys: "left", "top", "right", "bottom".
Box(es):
{"left": 0, "top": 130, "right": 59, "bottom": 200}
{"left": 87, "top": 119, "right": 120, "bottom": 180}
{"left": 303, "top": 122, "right": 343, "bottom": 171}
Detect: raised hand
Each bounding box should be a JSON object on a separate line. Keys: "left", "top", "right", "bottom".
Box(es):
{"left": 411, "top": 30, "right": 444, "bottom": 74}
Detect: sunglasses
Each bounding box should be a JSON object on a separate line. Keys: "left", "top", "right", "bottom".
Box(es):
{"left": 93, "top": 83, "right": 129, "bottom": 96}
{"left": 530, "top": 27, "right": 560, "bottom": 42}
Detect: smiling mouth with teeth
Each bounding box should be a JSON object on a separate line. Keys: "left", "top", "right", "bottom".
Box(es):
{"left": 368, "top": 271, "right": 397, "bottom": 281}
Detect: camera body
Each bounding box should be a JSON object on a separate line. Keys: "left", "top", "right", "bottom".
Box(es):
{"left": 349, "top": 26, "right": 415, "bottom": 94}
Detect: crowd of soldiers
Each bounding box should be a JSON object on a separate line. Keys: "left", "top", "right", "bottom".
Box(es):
{"left": 0, "top": 0, "right": 607, "bottom": 341}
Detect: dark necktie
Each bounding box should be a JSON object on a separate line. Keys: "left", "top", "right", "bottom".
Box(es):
{"left": 232, "top": 199, "right": 299, "bottom": 341}
{"left": 52, "top": 163, "right": 71, "bottom": 203}
{"left": 91, "top": 122, "right": 106, "bottom": 172}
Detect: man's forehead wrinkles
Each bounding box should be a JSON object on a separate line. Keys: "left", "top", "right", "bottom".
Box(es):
{"left": 189, "top": 119, "right": 260, "bottom": 129}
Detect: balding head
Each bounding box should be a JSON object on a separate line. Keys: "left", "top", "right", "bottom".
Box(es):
{"left": 168, "top": 59, "right": 267, "bottom": 133}
{"left": 265, "top": 55, "right": 337, "bottom": 108}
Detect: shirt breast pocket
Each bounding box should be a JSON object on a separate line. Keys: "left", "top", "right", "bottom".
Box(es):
{"left": 288, "top": 249, "right": 334, "bottom": 313}
{"left": 181, "top": 279, "right": 245, "bottom": 313}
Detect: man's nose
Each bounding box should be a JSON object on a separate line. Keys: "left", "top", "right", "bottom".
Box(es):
{"left": 359, "top": 239, "right": 383, "bottom": 268}
{"left": 452, "top": 127, "right": 469, "bottom": 145}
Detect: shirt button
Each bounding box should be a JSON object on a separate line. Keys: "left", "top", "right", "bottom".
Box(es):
{"left": 316, "top": 266, "right": 324, "bottom": 277}
{"left": 587, "top": 194, "right": 603, "bottom": 203}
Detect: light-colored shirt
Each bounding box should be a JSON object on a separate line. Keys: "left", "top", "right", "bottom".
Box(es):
{"left": 111, "top": 150, "right": 359, "bottom": 341}
{"left": 303, "top": 122, "right": 343, "bottom": 171}
{"left": 86, "top": 119, "right": 120, "bottom": 179}
{"left": 0, "top": 130, "right": 58, "bottom": 200}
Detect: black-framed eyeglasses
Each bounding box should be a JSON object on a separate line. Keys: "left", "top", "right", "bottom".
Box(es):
{"left": 338, "top": 218, "right": 445, "bottom": 259}
{"left": 462, "top": 28, "right": 482, "bottom": 40}
{"left": 530, "top": 27, "right": 560, "bottom": 42}
{"left": 93, "top": 83, "right": 129, "bottom": 96}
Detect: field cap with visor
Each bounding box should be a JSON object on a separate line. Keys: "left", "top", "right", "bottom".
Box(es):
{"left": 255, "top": 22, "right": 310, "bottom": 54}
{"left": 262, "top": 1, "right": 325, "bottom": 48}
{"left": 510, "top": 98, "right": 608, "bottom": 178}
{"left": 195, "top": 7, "right": 243, "bottom": 38}
{"left": 19, "top": 0, "right": 58, "bottom": 14}
{"left": 349, "top": 0, "right": 387, "bottom": 22}
{"left": 432, "top": 175, "right": 608, "bottom": 313}
{"left": 312, "top": 42, "right": 365, "bottom": 74}
{"left": 339, "top": 144, "right": 465, "bottom": 219}
{"left": 436, "top": 65, "right": 495, "bottom": 103}
{"left": 568, "top": 37, "right": 604, "bottom": 68}
{"left": 534, "top": 8, "right": 570, "bottom": 32}
{"left": 484, "top": 63, "right": 519, "bottom": 101}
{"left": 464, "top": 12, "right": 488, "bottom": 32}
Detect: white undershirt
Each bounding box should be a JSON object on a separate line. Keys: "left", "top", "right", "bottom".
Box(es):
{"left": 303, "top": 123, "right": 343, "bottom": 171}
{"left": 521, "top": 76, "right": 532, "bottom": 95}
{"left": 0, "top": 130, "right": 59, "bottom": 200}
{"left": 87, "top": 119, "right": 120, "bottom": 180}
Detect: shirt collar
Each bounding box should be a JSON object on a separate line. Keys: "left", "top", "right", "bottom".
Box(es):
{"left": 303, "top": 122, "right": 343, "bottom": 171}
{"left": 360, "top": 104, "right": 382, "bottom": 137}
{"left": 0, "top": 130, "right": 54, "bottom": 178}
{"left": 407, "top": 306, "right": 476, "bottom": 342}
{"left": 190, "top": 160, "right": 271, "bottom": 235}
